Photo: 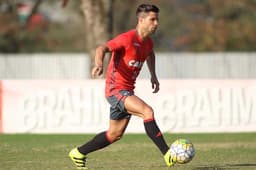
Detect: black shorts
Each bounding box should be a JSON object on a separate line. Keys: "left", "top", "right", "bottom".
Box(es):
{"left": 106, "top": 90, "right": 133, "bottom": 120}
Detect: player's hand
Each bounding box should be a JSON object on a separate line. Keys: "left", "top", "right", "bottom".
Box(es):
{"left": 91, "top": 65, "right": 103, "bottom": 78}
{"left": 151, "top": 77, "right": 160, "bottom": 93}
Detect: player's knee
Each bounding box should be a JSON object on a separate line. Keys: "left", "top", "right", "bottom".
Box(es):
{"left": 108, "top": 131, "right": 123, "bottom": 142}
{"left": 143, "top": 106, "right": 154, "bottom": 119}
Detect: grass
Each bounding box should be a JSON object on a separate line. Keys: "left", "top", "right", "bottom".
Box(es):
{"left": 1, "top": 133, "right": 256, "bottom": 170}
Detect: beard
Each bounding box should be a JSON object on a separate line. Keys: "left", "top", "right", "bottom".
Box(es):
{"left": 149, "top": 27, "right": 157, "bottom": 35}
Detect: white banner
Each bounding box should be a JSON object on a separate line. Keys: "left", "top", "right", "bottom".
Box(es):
{"left": 1, "top": 80, "right": 256, "bottom": 133}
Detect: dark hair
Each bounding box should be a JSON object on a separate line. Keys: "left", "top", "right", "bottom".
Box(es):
{"left": 136, "top": 4, "right": 159, "bottom": 17}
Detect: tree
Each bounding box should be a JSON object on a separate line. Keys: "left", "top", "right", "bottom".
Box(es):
{"left": 63, "top": 0, "right": 113, "bottom": 77}
{"left": 81, "top": 0, "right": 113, "bottom": 76}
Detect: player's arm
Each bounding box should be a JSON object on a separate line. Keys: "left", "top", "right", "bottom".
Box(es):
{"left": 91, "top": 44, "right": 110, "bottom": 78}
{"left": 146, "top": 51, "right": 160, "bottom": 93}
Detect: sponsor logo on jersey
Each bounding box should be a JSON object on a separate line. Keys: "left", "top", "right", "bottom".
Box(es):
{"left": 128, "top": 60, "right": 143, "bottom": 68}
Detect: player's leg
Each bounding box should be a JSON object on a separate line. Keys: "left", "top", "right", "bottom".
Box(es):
{"left": 69, "top": 118, "right": 130, "bottom": 169}
{"left": 107, "top": 117, "right": 131, "bottom": 142}
{"left": 69, "top": 91, "right": 131, "bottom": 169}
{"left": 77, "top": 117, "right": 130, "bottom": 154}
{"left": 124, "top": 95, "right": 175, "bottom": 166}
{"left": 123, "top": 94, "right": 153, "bottom": 119}
{"left": 124, "top": 95, "right": 168, "bottom": 154}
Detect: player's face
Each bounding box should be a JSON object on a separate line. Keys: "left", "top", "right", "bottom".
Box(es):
{"left": 141, "top": 12, "right": 159, "bottom": 35}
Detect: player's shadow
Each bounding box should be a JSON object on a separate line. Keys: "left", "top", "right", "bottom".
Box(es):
{"left": 193, "top": 163, "right": 256, "bottom": 170}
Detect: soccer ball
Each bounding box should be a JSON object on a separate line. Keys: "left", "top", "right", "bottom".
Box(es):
{"left": 170, "top": 138, "right": 195, "bottom": 164}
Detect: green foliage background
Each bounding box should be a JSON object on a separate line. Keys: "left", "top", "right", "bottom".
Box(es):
{"left": 1, "top": 0, "right": 256, "bottom": 52}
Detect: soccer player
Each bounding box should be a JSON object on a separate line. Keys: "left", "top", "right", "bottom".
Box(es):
{"left": 69, "top": 4, "right": 175, "bottom": 169}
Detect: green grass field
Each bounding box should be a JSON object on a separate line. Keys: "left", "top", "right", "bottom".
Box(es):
{"left": 1, "top": 133, "right": 256, "bottom": 170}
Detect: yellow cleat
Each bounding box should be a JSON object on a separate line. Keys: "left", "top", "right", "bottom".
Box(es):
{"left": 69, "top": 148, "right": 88, "bottom": 170}
{"left": 164, "top": 150, "right": 175, "bottom": 167}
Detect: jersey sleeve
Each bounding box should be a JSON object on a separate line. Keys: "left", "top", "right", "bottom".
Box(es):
{"left": 107, "top": 34, "right": 126, "bottom": 51}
